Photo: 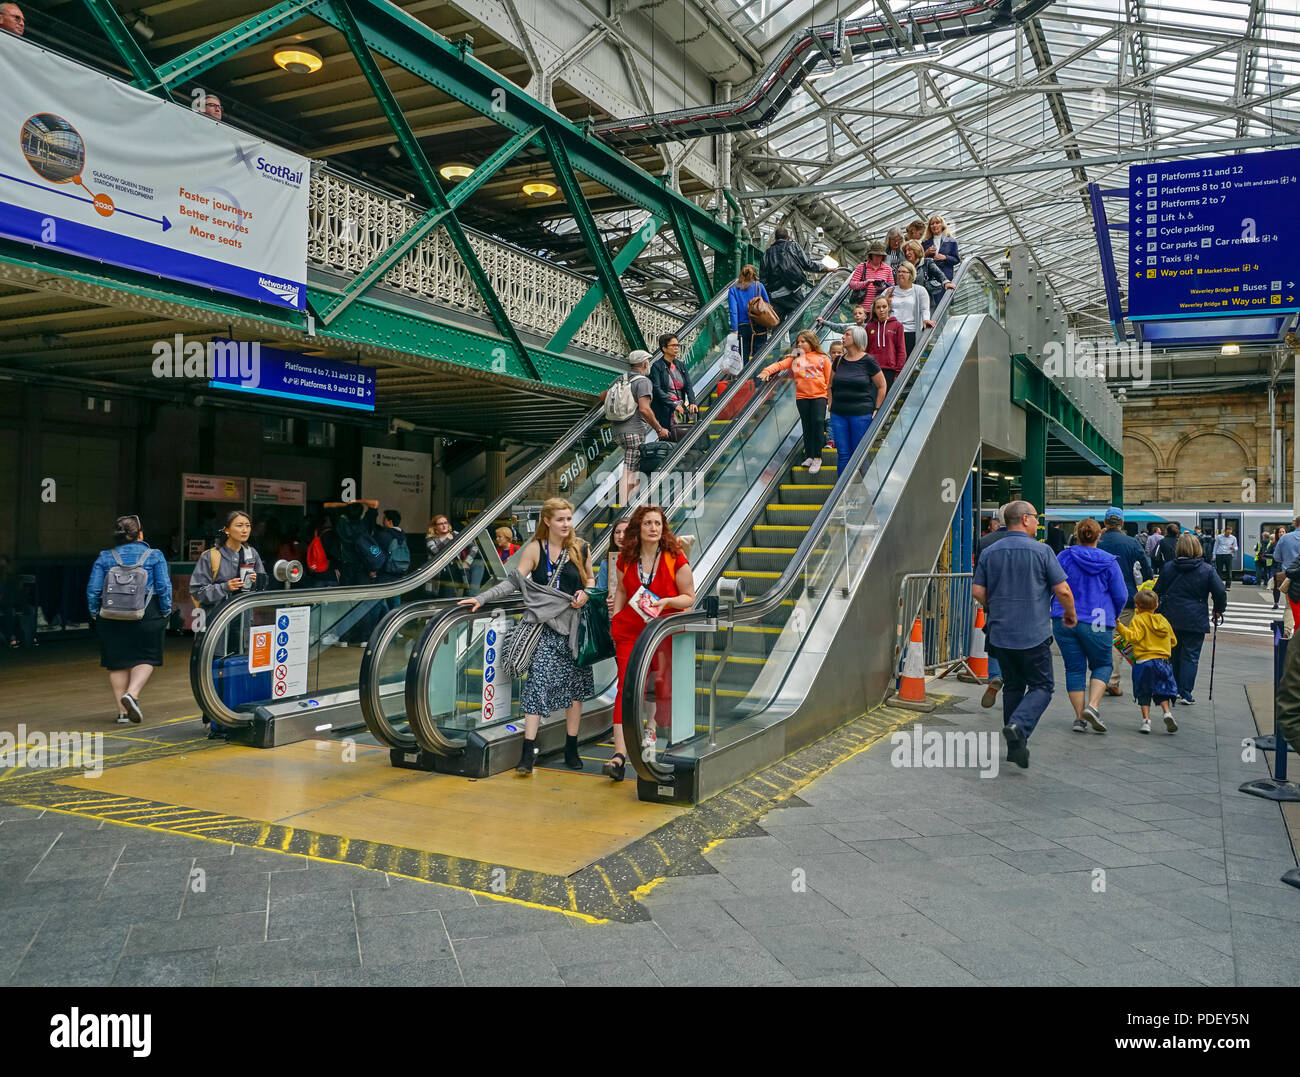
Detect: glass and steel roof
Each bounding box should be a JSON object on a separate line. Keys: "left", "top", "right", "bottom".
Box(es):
{"left": 727, "top": 0, "right": 1299, "bottom": 334}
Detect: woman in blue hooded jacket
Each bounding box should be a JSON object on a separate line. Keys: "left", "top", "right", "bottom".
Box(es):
{"left": 1051, "top": 517, "right": 1129, "bottom": 733}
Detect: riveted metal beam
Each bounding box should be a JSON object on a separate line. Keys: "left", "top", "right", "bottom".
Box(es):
{"left": 304, "top": 0, "right": 734, "bottom": 253}
{"left": 542, "top": 130, "right": 645, "bottom": 353}
{"left": 1010, "top": 354, "right": 1125, "bottom": 479}
{"left": 545, "top": 215, "right": 664, "bottom": 353}
{"left": 319, "top": 125, "right": 542, "bottom": 327}
{"left": 327, "top": 0, "right": 538, "bottom": 379}
{"left": 81, "top": 0, "right": 165, "bottom": 95}
{"left": 666, "top": 201, "right": 712, "bottom": 306}
{"left": 142, "top": 0, "right": 319, "bottom": 91}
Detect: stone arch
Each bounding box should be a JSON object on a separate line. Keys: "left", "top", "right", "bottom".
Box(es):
{"left": 1169, "top": 430, "right": 1252, "bottom": 502}
{"left": 1120, "top": 432, "right": 1161, "bottom": 502}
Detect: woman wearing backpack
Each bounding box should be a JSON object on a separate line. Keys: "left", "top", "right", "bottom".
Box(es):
{"left": 87, "top": 515, "right": 172, "bottom": 724}
{"left": 459, "top": 497, "right": 596, "bottom": 774}
{"left": 189, "top": 510, "right": 266, "bottom": 651}
{"left": 728, "top": 264, "right": 770, "bottom": 364}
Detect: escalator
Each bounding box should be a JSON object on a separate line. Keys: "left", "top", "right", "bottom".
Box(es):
{"left": 362, "top": 274, "right": 860, "bottom": 773}
{"left": 190, "top": 282, "right": 743, "bottom": 745}
{"left": 619, "top": 258, "right": 1014, "bottom": 802}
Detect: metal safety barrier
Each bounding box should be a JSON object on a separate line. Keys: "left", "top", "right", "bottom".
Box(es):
{"left": 893, "top": 572, "right": 976, "bottom": 678}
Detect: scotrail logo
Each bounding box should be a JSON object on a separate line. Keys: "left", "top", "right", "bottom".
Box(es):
{"left": 152, "top": 334, "right": 260, "bottom": 387}
{"left": 258, "top": 276, "right": 300, "bottom": 306}
{"left": 890, "top": 721, "right": 1000, "bottom": 778}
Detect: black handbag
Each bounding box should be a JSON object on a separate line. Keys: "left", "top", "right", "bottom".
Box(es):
{"left": 575, "top": 589, "right": 615, "bottom": 667}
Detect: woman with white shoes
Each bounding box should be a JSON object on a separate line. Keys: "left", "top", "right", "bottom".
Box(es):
{"left": 758, "top": 329, "right": 833, "bottom": 475}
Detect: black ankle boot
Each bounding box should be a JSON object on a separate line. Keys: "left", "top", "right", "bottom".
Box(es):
{"left": 515, "top": 738, "right": 536, "bottom": 774}
{"left": 564, "top": 734, "right": 583, "bottom": 771}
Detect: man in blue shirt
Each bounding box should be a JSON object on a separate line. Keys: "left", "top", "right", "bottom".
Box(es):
{"left": 1098, "top": 507, "right": 1153, "bottom": 697}
{"left": 974, "top": 504, "right": 1011, "bottom": 709}
{"left": 972, "top": 501, "right": 1077, "bottom": 769}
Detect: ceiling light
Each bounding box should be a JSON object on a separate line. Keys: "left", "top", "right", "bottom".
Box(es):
{"left": 522, "top": 180, "right": 557, "bottom": 199}
{"left": 386, "top": 145, "right": 401, "bottom": 160}
{"left": 987, "top": 471, "right": 1001, "bottom": 478}
{"left": 273, "top": 46, "right": 323, "bottom": 74}
{"left": 439, "top": 163, "right": 474, "bottom": 181}
{"left": 131, "top": 15, "right": 154, "bottom": 41}
{"left": 1220, "top": 343, "right": 1240, "bottom": 355}
{"left": 882, "top": 46, "right": 944, "bottom": 68}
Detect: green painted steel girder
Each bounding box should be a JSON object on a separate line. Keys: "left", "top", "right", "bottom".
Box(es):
{"left": 311, "top": 287, "right": 618, "bottom": 395}
{"left": 304, "top": 0, "right": 734, "bottom": 254}
{"left": 542, "top": 130, "right": 645, "bottom": 353}
{"left": 81, "top": 0, "right": 164, "bottom": 94}
{"left": 667, "top": 202, "right": 711, "bottom": 307}
{"left": 546, "top": 216, "right": 663, "bottom": 353}
{"left": 143, "top": 0, "right": 318, "bottom": 90}
{"left": 1010, "top": 354, "right": 1125, "bottom": 478}
{"left": 320, "top": 125, "right": 542, "bottom": 326}
{"left": 327, "top": 0, "right": 538, "bottom": 379}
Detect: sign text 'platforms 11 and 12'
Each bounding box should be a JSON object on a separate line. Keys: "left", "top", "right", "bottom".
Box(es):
{"left": 1128, "top": 147, "right": 1300, "bottom": 320}
{"left": 0, "top": 35, "right": 308, "bottom": 311}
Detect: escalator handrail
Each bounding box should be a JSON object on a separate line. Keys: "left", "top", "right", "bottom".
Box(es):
{"left": 386, "top": 273, "right": 856, "bottom": 754}
{"left": 619, "top": 258, "right": 1005, "bottom": 782}
{"left": 191, "top": 284, "right": 735, "bottom": 728}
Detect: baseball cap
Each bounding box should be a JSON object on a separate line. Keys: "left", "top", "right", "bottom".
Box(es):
{"left": 627, "top": 349, "right": 652, "bottom": 367}
{"left": 1104, "top": 506, "right": 1124, "bottom": 522}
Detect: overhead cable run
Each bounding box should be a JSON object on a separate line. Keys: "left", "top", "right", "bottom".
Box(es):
{"left": 592, "top": 0, "right": 1055, "bottom": 149}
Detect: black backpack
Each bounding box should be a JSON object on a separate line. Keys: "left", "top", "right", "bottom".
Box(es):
{"left": 382, "top": 530, "right": 410, "bottom": 575}
{"left": 99, "top": 548, "right": 153, "bottom": 620}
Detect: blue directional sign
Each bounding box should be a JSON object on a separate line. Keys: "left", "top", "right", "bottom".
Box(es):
{"left": 208, "top": 341, "right": 375, "bottom": 411}
{"left": 1128, "top": 148, "right": 1300, "bottom": 320}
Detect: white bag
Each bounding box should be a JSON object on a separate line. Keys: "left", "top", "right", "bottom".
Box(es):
{"left": 720, "top": 332, "right": 743, "bottom": 376}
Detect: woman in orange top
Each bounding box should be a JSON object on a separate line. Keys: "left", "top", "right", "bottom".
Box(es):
{"left": 759, "top": 329, "right": 833, "bottom": 475}
{"left": 608, "top": 505, "right": 696, "bottom": 781}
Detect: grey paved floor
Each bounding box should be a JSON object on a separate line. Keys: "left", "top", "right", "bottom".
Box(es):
{"left": 1, "top": 629, "right": 1297, "bottom": 986}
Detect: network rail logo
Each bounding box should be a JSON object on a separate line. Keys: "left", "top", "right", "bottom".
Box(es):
{"left": 151, "top": 334, "right": 260, "bottom": 387}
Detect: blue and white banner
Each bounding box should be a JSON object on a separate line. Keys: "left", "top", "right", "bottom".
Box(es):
{"left": 0, "top": 35, "right": 308, "bottom": 310}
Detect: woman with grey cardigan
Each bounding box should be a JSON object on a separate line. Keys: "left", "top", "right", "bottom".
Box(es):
{"left": 460, "top": 497, "right": 595, "bottom": 774}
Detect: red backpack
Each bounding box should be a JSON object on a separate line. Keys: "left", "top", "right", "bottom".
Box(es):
{"left": 306, "top": 531, "right": 329, "bottom": 574}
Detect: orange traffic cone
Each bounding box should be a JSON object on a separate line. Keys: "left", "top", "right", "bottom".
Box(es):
{"left": 967, "top": 607, "right": 989, "bottom": 680}
{"left": 891, "top": 618, "right": 936, "bottom": 712}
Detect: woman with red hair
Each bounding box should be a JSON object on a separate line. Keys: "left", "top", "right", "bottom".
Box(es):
{"left": 608, "top": 505, "right": 696, "bottom": 780}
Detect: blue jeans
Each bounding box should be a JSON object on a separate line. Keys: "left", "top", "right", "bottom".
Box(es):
{"left": 829, "top": 412, "right": 872, "bottom": 462}
{"left": 988, "top": 653, "right": 1001, "bottom": 681}
{"left": 1170, "top": 630, "right": 1205, "bottom": 699}
{"left": 988, "top": 639, "right": 1055, "bottom": 740}
{"left": 1051, "top": 619, "right": 1114, "bottom": 693}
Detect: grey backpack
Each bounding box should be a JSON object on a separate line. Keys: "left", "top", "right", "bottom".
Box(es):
{"left": 100, "top": 548, "right": 154, "bottom": 621}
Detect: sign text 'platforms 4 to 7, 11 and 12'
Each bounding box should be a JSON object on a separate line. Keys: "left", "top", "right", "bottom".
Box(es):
{"left": 1128, "top": 147, "right": 1300, "bottom": 321}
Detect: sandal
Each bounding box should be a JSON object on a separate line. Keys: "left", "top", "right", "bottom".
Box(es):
{"left": 602, "top": 752, "right": 627, "bottom": 782}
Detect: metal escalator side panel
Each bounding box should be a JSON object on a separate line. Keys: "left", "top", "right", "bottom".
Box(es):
{"left": 693, "top": 315, "right": 1012, "bottom": 801}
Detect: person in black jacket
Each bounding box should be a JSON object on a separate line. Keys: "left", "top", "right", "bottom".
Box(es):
{"left": 761, "top": 227, "right": 827, "bottom": 323}
{"left": 649, "top": 332, "right": 697, "bottom": 436}
{"left": 1045, "top": 520, "right": 1066, "bottom": 555}
{"left": 1152, "top": 522, "right": 1181, "bottom": 572}
{"left": 1098, "top": 508, "right": 1153, "bottom": 697}
{"left": 1153, "top": 532, "right": 1226, "bottom": 705}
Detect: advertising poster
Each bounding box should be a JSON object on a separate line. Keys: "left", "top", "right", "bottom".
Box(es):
{"left": 361, "top": 446, "right": 432, "bottom": 529}
{"left": 0, "top": 36, "right": 308, "bottom": 310}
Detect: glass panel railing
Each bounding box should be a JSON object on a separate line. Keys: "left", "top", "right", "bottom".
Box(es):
{"left": 393, "top": 275, "right": 857, "bottom": 753}
{"left": 619, "top": 260, "right": 1007, "bottom": 775}
{"left": 192, "top": 287, "right": 737, "bottom": 731}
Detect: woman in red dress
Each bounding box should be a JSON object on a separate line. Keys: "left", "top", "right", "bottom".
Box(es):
{"left": 608, "top": 505, "right": 696, "bottom": 781}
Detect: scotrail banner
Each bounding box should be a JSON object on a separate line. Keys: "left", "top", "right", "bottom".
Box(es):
{"left": 0, "top": 35, "right": 308, "bottom": 310}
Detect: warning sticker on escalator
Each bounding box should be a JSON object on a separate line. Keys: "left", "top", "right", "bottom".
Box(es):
{"left": 274, "top": 606, "right": 310, "bottom": 698}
